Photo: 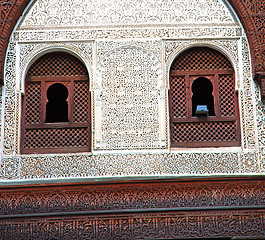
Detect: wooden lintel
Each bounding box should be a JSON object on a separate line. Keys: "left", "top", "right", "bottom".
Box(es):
{"left": 255, "top": 72, "right": 265, "bottom": 100}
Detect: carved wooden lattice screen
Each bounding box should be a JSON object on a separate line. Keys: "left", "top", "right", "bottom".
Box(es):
{"left": 21, "top": 52, "right": 91, "bottom": 154}
{"left": 170, "top": 47, "right": 240, "bottom": 147}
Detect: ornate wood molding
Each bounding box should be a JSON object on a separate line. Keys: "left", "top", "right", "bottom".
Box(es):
{"left": 0, "top": 0, "right": 30, "bottom": 85}
{"left": 256, "top": 72, "right": 265, "bottom": 100}
{"left": 0, "top": 178, "right": 265, "bottom": 239}
{"left": 1, "top": 211, "right": 265, "bottom": 239}
{"left": 227, "top": 0, "right": 265, "bottom": 73}
{"left": 0, "top": 179, "right": 264, "bottom": 217}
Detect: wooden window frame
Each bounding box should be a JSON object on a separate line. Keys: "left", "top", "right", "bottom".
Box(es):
{"left": 170, "top": 69, "right": 241, "bottom": 148}
{"left": 21, "top": 75, "right": 91, "bottom": 154}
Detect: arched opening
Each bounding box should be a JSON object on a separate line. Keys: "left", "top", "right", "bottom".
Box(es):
{"left": 169, "top": 46, "right": 240, "bottom": 147}
{"left": 191, "top": 77, "right": 215, "bottom": 116}
{"left": 45, "top": 83, "right": 69, "bottom": 123}
{"left": 21, "top": 51, "right": 91, "bottom": 154}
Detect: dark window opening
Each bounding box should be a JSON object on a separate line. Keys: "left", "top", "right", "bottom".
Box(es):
{"left": 45, "top": 83, "right": 69, "bottom": 123}
{"left": 191, "top": 77, "right": 215, "bottom": 116}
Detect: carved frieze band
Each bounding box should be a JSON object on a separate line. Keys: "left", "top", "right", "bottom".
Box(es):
{"left": 18, "top": 0, "right": 235, "bottom": 28}
{"left": 0, "top": 211, "right": 264, "bottom": 239}
{"left": 1, "top": 151, "right": 262, "bottom": 180}
{"left": 1, "top": 180, "right": 265, "bottom": 216}
{"left": 1, "top": 179, "right": 265, "bottom": 239}
{"left": 14, "top": 27, "right": 242, "bottom": 42}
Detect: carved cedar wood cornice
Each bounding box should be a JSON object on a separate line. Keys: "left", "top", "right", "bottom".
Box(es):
{"left": 1, "top": 211, "right": 265, "bottom": 239}
{"left": 0, "top": 179, "right": 265, "bottom": 239}
{"left": 0, "top": 179, "right": 265, "bottom": 217}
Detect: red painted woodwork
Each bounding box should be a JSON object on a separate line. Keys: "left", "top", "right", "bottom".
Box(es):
{"left": 21, "top": 52, "right": 91, "bottom": 154}
{"left": 169, "top": 47, "right": 240, "bottom": 147}
{"left": 0, "top": 178, "right": 265, "bottom": 239}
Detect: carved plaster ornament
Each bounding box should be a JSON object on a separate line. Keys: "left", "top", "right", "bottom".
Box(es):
{"left": 1, "top": 0, "right": 259, "bottom": 180}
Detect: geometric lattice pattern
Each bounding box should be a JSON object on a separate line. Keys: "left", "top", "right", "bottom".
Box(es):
{"left": 73, "top": 81, "right": 89, "bottom": 123}
{"left": 170, "top": 47, "right": 239, "bottom": 146}
{"left": 25, "top": 81, "right": 41, "bottom": 124}
{"left": 22, "top": 52, "right": 90, "bottom": 153}
{"left": 219, "top": 74, "right": 235, "bottom": 116}
{"left": 171, "top": 47, "right": 233, "bottom": 71}
{"left": 27, "top": 52, "right": 88, "bottom": 77}
{"left": 24, "top": 127, "right": 89, "bottom": 149}
{"left": 172, "top": 121, "right": 238, "bottom": 142}
{"left": 170, "top": 75, "right": 187, "bottom": 118}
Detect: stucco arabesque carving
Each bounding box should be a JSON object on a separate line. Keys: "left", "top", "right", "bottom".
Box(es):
{"left": 239, "top": 36, "right": 257, "bottom": 151}
{"left": 0, "top": 0, "right": 261, "bottom": 179}
{"left": 0, "top": 37, "right": 261, "bottom": 180}
{"left": 96, "top": 41, "right": 165, "bottom": 151}
{"left": 2, "top": 42, "right": 17, "bottom": 157}
{"left": 19, "top": 0, "right": 236, "bottom": 28}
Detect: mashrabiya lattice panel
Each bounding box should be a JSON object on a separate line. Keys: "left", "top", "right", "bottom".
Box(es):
{"left": 219, "top": 74, "right": 235, "bottom": 116}
{"left": 170, "top": 47, "right": 233, "bottom": 71}
{"left": 22, "top": 52, "right": 90, "bottom": 152}
{"left": 170, "top": 75, "right": 187, "bottom": 118}
{"left": 73, "top": 81, "right": 89, "bottom": 123}
{"left": 27, "top": 52, "right": 88, "bottom": 77}
{"left": 170, "top": 47, "right": 239, "bottom": 146}
{"left": 172, "top": 121, "right": 238, "bottom": 143}
{"left": 24, "top": 127, "right": 89, "bottom": 149}
{"left": 25, "top": 81, "right": 41, "bottom": 124}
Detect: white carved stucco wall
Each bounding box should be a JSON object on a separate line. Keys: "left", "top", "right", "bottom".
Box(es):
{"left": 97, "top": 43, "right": 164, "bottom": 150}
{"left": 0, "top": 0, "right": 262, "bottom": 181}
{"left": 19, "top": 0, "right": 236, "bottom": 28}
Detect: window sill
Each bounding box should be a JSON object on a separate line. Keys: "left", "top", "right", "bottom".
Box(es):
{"left": 170, "top": 146, "right": 242, "bottom": 153}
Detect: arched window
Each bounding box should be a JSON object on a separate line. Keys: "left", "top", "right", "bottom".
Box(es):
{"left": 169, "top": 47, "right": 240, "bottom": 147}
{"left": 21, "top": 52, "right": 91, "bottom": 154}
